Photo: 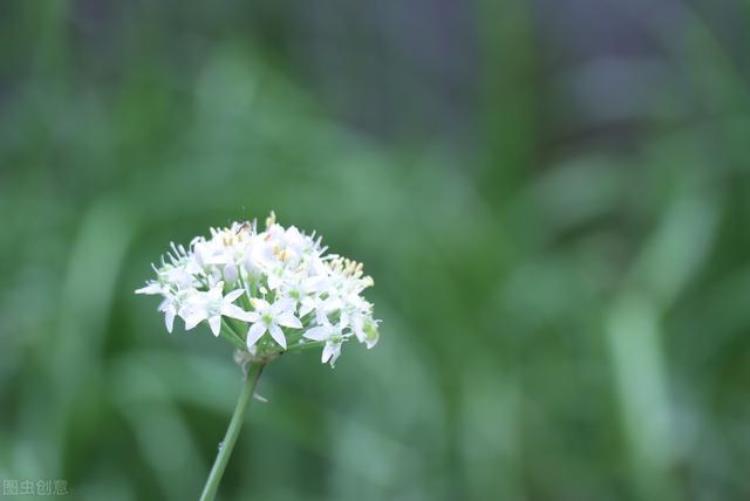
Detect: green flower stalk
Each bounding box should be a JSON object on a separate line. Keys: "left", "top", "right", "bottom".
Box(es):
{"left": 199, "top": 363, "right": 264, "bottom": 501}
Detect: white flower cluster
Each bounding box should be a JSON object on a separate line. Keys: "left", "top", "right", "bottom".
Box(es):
{"left": 136, "top": 213, "right": 379, "bottom": 366}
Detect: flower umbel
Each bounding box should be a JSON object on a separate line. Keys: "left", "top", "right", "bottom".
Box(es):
{"left": 135, "top": 213, "right": 380, "bottom": 366}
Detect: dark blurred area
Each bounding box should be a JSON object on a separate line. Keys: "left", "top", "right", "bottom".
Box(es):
{"left": 1, "top": 1, "right": 750, "bottom": 499}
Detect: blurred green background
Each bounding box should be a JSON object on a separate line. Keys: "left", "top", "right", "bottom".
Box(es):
{"left": 2, "top": 1, "right": 750, "bottom": 499}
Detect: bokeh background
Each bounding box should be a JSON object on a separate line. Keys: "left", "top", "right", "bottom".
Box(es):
{"left": 2, "top": 1, "right": 750, "bottom": 499}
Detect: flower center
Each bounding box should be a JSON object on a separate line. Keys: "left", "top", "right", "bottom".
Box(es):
{"left": 209, "top": 299, "right": 223, "bottom": 315}
{"left": 261, "top": 313, "right": 273, "bottom": 326}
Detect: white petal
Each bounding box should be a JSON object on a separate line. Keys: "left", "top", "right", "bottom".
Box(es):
{"left": 135, "top": 283, "right": 162, "bottom": 295}
{"left": 243, "top": 311, "right": 260, "bottom": 322}
{"left": 251, "top": 298, "right": 270, "bottom": 311}
{"left": 269, "top": 323, "right": 287, "bottom": 349}
{"left": 315, "top": 309, "right": 329, "bottom": 325}
{"left": 224, "top": 288, "right": 245, "bottom": 304}
{"left": 208, "top": 283, "right": 224, "bottom": 301}
{"left": 321, "top": 343, "right": 334, "bottom": 363}
{"left": 157, "top": 298, "right": 170, "bottom": 312}
{"left": 352, "top": 320, "right": 366, "bottom": 342}
{"left": 183, "top": 311, "right": 205, "bottom": 330}
{"left": 322, "top": 342, "right": 341, "bottom": 366}
{"left": 303, "top": 326, "right": 328, "bottom": 341}
{"left": 164, "top": 310, "right": 176, "bottom": 333}
{"left": 246, "top": 322, "right": 267, "bottom": 348}
{"left": 209, "top": 315, "right": 221, "bottom": 336}
{"left": 277, "top": 312, "right": 302, "bottom": 329}
{"left": 271, "top": 297, "right": 295, "bottom": 314}
{"left": 222, "top": 303, "right": 253, "bottom": 322}
{"left": 339, "top": 309, "right": 350, "bottom": 329}
{"left": 223, "top": 264, "right": 238, "bottom": 283}
{"left": 328, "top": 344, "right": 342, "bottom": 366}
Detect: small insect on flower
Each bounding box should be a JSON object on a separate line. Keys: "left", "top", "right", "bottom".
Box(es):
{"left": 135, "top": 212, "right": 380, "bottom": 367}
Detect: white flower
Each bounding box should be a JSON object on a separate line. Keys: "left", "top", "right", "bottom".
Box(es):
{"left": 158, "top": 296, "right": 179, "bottom": 333}
{"left": 136, "top": 213, "right": 380, "bottom": 367}
{"left": 303, "top": 321, "right": 345, "bottom": 366}
{"left": 182, "top": 282, "right": 251, "bottom": 336}
{"left": 138, "top": 286, "right": 190, "bottom": 334}
{"left": 278, "top": 275, "right": 321, "bottom": 316}
{"left": 244, "top": 298, "right": 302, "bottom": 350}
{"left": 339, "top": 296, "right": 371, "bottom": 342}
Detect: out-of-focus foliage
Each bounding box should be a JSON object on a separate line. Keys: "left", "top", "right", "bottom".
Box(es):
{"left": 1, "top": 1, "right": 750, "bottom": 499}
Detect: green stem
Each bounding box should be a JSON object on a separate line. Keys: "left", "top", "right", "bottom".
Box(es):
{"left": 199, "top": 363, "right": 265, "bottom": 501}
{"left": 285, "top": 340, "right": 326, "bottom": 352}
